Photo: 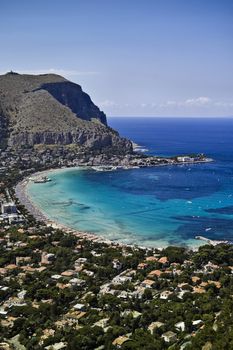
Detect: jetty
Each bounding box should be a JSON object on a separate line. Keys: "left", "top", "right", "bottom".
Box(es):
{"left": 195, "top": 235, "right": 229, "bottom": 246}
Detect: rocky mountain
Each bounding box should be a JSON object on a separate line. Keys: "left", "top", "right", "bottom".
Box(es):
{"left": 0, "top": 72, "right": 132, "bottom": 152}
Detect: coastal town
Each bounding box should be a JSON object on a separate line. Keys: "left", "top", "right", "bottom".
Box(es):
{"left": 1, "top": 0, "right": 232, "bottom": 348}
{"left": 0, "top": 145, "right": 232, "bottom": 350}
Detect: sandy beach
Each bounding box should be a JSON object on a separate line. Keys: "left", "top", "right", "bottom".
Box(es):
{"left": 14, "top": 169, "right": 150, "bottom": 250}
{"left": 14, "top": 165, "right": 212, "bottom": 251}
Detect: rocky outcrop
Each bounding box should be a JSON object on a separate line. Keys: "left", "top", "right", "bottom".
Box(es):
{"left": 0, "top": 72, "right": 132, "bottom": 153}
{"left": 8, "top": 130, "right": 132, "bottom": 151}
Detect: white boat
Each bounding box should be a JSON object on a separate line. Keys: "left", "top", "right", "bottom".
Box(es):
{"left": 33, "top": 176, "right": 51, "bottom": 183}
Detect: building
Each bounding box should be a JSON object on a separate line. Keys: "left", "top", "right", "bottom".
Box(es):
{"left": 148, "top": 321, "right": 165, "bottom": 334}
{"left": 177, "top": 156, "right": 193, "bottom": 162}
{"left": 141, "top": 279, "right": 155, "bottom": 288}
{"left": 148, "top": 269, "right": 162, "bottom": 278}
{"left": 41, "top": 252, "right": 55, "bottom": 265}
{"left": 112, "top": 335, "right": 131, "bottom": 348}
{"left": 162, "top": 331, "right": 177, "bottom": 343}
{"left": 137, "top": 262, "right": 148, "bottom": 270}
{"left": 145, "top": 256, "right": 158, "bottom": 262}
{"left": 160, "top": 290, "right": 173, "bottom": 299}
{"left": 112, "top": 259, "right": 123, "bottom": 271}
{"left": 45, "top": 342, "right": 67, "bottom": 350}
{"left": 16, "top": 256, "right": 31, "bottom": 266}
{"left": 73, "top": 303, "right": 85, "bottom": 311}
{"left": 158, "top": 256, "right": 169, "bottom": 265}
{"left": 175, "top": 321, "right": 185, "bottom": 332}
{"left": 1, "top": 202, "right": 17, "bottom": 215}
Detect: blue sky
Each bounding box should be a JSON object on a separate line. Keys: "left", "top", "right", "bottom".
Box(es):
{"left": 1, "top": 0, "right": 233, "bottom": 116}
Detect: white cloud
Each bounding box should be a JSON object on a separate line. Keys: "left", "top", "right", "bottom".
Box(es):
{"left": 183, "top": 96, "right": 211, "bottom": 106}
{"left": 128, "top": 97, "right": 233, "bottom": 115}
{"left": 160, "top": 96, "right": 212, "bottom": 108}
{"left": 214, "top": 101, "right": 233, "bottom": 108}
{"left": 98, "top": 99, "right": 117, "bottom": 108}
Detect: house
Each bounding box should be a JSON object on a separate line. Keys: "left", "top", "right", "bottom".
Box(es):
{"left": 160, "top": 290, "right": 173, "bottom": 299}
{"left": 203, "top": 261, "right": 219, "bottom": 273}
{"left": 0, "top": 268, "right": 7, "bottom": 275}
{"left": 5, "top": 264, "right": 17, "bottom": 271}
{"left": 141, "top": 279, "right": 155, "bottom": 288}
{"left": 41, "top": 328, "right": 55, "bottom": 341}
{"left": 51, "top": 274, "right": 62, "bottom": 280}
{"left": 75, "top": 257, "right": 87, "bottom": 266}
{"left": 61, "top": 270, "right": 75, "bottom": 277}
{"left": 20, "top": 266, "right": 36, "bottom": 273}
{"left": 192, "top": 320, "right": 204, "bottom": 328}
{"left": 45, "top": 342, "right": 67, "bottom": 350}
{"left": 69, "top": 278, "right": 86, "bottom": 287}
{"left": 208, "top": 280, "right": 221, "bottom": 289}
{"left": 82, "top": 269, "right": 94, "bottom": 277}
{"left": 158, "top": 256, "right": 169, "bottom": 265}
{"left": 132, "top": 286, "right": 145, "bottom": 299}
{"left": 41, "top": 252, "right": 55, "bottom": 265}
{"left": 145, "top": 256, "right": 158, "bottom": 262}
{"left": 36, "top": 266, "right": 47, "bottom": 273}
{"left": 148, "top": 269, "right": 162, "bottom": 278}
{"left": 137, "top": 262, "right": 148, "bottom": 270}
{"left": 16, "top": 256, "right": 31, "bottom": 266}
{"left": 17, "top": 290, "right": 26, "bottom": 299}
{"left": 193, "top": 286, "right": 206, "bottom": 294}
{"left": 91, "top": 250, "right": 101, "bottom": 257}
{"left": 200, "top": 282, "right": 208, "bottom": 288}
{"left": 162, "top": 331, "right": 177, "bottom": 343}
{"left": 4, "top": 297, "right": 27, "bottom": 308}
{"left": 175, "top": 321, "right": 185, "bottom": 332}
{"left": 112, "top": 275, "right": 132, "bottom": 285}
{"left": 191, "top": 276, "right": 200, "bottom": 284}
{"left": 93, "top": 318, "right": 109, "bottom": 329}
{"left": 177, "top": 283, "right": 190, "bottom": 290}
{"left": 64, "top": 310, "right": 86, "bottom": 324}
{"left": 148, "top": 321, "right": 165, "bottom": 334}
{"left": 112, "top": 335, "right": 131, "bottom": 348}
{"left": 17, "top": 228, "right": 25, "bottom": 233}
{"left": 56, "top": 283, "right": 71, "bottom": 289}
{"left": 73, "top": 303, "right": 85, "bottom": 311}
{"left": 0, "top": 309, "right": 8, "bottom": 318}
{"left": 112, "top": 259, "right": 123, "bottom": 270}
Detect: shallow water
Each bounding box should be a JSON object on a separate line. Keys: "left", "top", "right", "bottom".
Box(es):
{"left": 27, "top": 117, "right": 233, "bottom": 248}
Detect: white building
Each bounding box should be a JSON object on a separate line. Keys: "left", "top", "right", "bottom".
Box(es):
{"left": 1, "top": 202, "right": 17, "bottom": 215}
{"left": 162, "top": 331, "right": 177, "bottom": 343}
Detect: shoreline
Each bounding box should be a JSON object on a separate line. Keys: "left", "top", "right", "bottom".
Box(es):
{"left": 15, "top": 169, "right": 152, "bottom": 251}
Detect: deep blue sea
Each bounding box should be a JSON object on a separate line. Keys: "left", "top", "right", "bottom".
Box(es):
{"left": 27, "top": 117, "right": 233, "bottom": 248}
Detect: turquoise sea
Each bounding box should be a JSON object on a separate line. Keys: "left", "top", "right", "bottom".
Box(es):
{"left": 27, "top": 117, "right": 233, "bottom": 248}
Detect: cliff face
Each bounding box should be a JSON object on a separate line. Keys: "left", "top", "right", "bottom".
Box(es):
{"left": 0, "top": 72, "right": 132, "bottom": 153}
{"left": 38, "top": 81, "right": 107, "bottom": 125}
{"left": 8, "top": 129, "right": 132, "bottom": 151}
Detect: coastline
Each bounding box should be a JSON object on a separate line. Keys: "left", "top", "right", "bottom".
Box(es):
{"left": 15, "top": 168, "right": 151, "bottom": 251}
{"left": 14, "top": 166, "right": 211, "bottom": 251}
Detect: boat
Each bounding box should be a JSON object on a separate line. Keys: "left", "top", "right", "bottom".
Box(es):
{"left": 33, "top": 176, "right": 51, "bottom": 183}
